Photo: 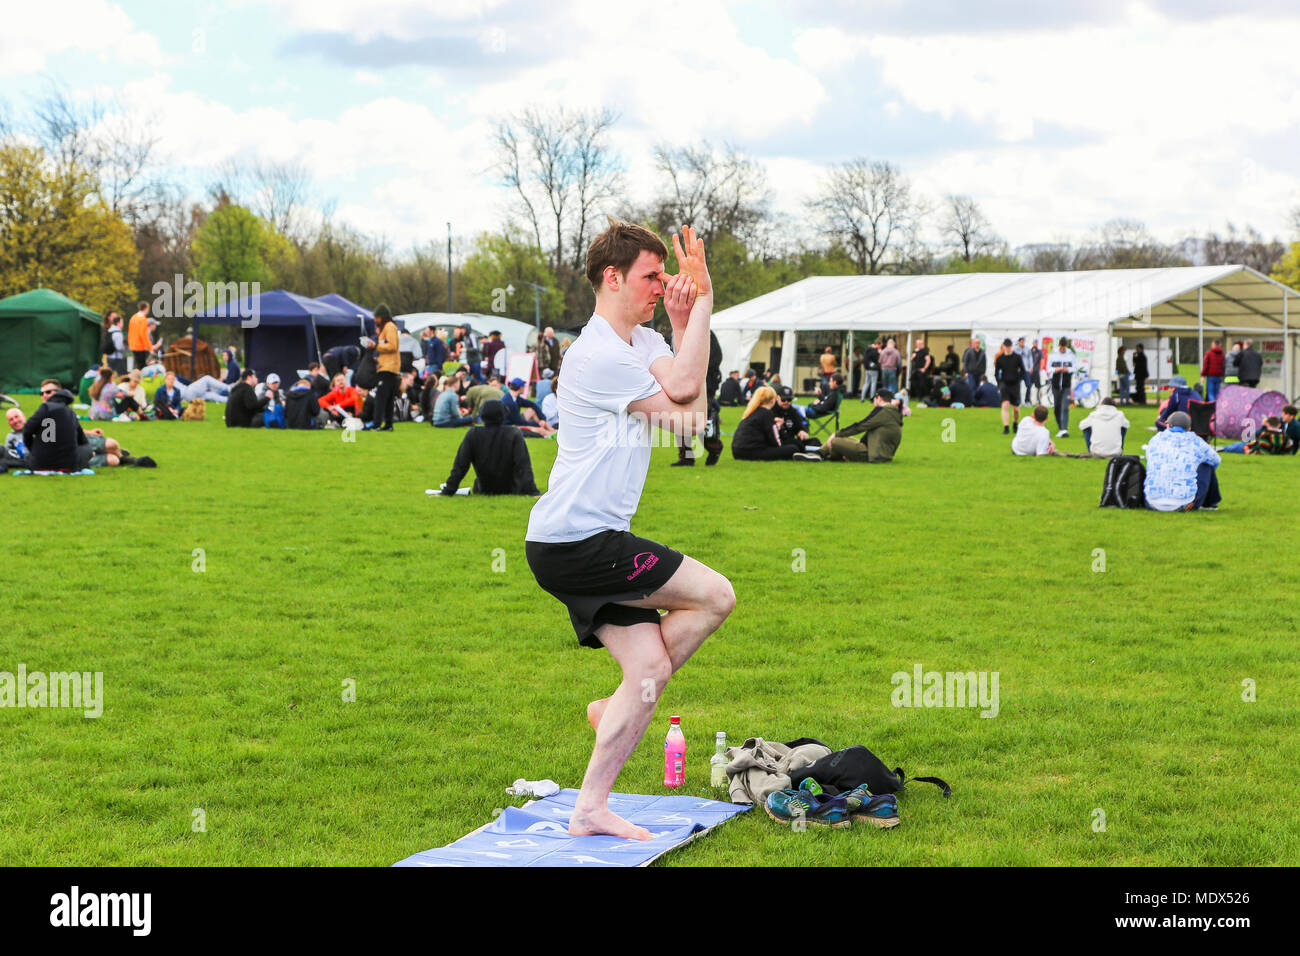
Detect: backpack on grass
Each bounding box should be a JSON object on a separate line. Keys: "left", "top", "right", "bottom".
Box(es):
{"left": 1100, "top": 454, "right": 1146, "bottom": 509}
{"left": 790, "top": 745, "right": 951, "bottom": 798}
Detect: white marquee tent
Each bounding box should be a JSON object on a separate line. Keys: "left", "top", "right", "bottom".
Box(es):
{"left": 712, "top": 265, "right": 1298, "bottom": 398}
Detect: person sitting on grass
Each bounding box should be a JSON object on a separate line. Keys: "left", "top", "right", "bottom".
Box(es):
{"left": 774, "top": 385, "right": 814, "bottom": 449}
{"left": 797, "top": 389, "right": 902, "bottom": 463}
{"left": 1079, "top": 397, "right": 1130, "bottom": 457}
{"left": 972, "top": 376, "right": 1000, "bottom": 408}
{"left": 22, "top": 383, "right": 122, "bottom": 470}
{"left": 731, "top": 386, "right": 800, "bottom": 461}
{"left": 1143, "top": 410, "right": 1221, "bottom": 511}
{"left": 284, "top": 378, "right": 323, "bottom": 429}
{"left": 114, "top": 370, "right": 147, "bottom": 419}
{"left": 318, "top": 372, "right": 363, "bottom": 426}
{"left": 154, "top": 369, "right": 185, "bottom": 420}
{"left": 1285, "top": 405, "right": 1300, "bottom": 454}
{"left": 225, "top": 369, "right": 270, "bottom": 428}
{"left": 1155, "top": 375, "right": 1199, "bottom": 431}
{"left": 4, "top": 407, "right": 31, "bottom": 466}
{"left": 502, "top": 377, "right": 555, "bottom": 436}
{"left": 89, "top": 367, "right": 118, "bottom": 420}
{"left": 541, "top": 372, "right": 559, "bottom": 429}
{"left": 439, "top": 399, "right": 541, "bottom": 496}
{"left": 719, "top": 370, "right": 743, "bottom": 406}
{"left": 433, "top": 375, "right": 475, "bottom": 427}
{"left": 464, "top": 374, "right": 505, "bottom": 417}
{"left": 1011, "top": 405, "right": 1058, "bottom": 456}
{"left": 1222, "top": 416, "right": 1288, "bottom": 454}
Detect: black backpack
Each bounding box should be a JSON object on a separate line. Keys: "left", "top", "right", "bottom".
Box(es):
{"left": 99, "top": 330, "right": 114, "bottom": 356}
{"left": 789, "top": 745, "right": 951, "bottom": 798}
{"left": 1100, "top": 454, "right": 1146, "bottom": 509}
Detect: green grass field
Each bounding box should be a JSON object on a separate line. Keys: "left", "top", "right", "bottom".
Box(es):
{"left": 2, "top": 394, "right": 1297, "bottom": 866}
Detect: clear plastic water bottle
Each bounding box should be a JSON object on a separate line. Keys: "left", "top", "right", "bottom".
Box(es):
{"left": 710, "top": 732, "right": 729, "bottom": 788}
{"left": 663, "top": 716, "right": 685, "bottom": 788}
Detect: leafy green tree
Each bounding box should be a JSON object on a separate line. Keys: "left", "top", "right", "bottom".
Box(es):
{"left": 1270, "top": 240, "right": 1300, "bottom": 291}
{"left": 0, "top": 143, "right": 138, "bottom": 313}
{"left": 191, "top": 200, "right": 295, "bottom": 303}
{"left": 460, "top": 230, "right": 564, "bottom": 327}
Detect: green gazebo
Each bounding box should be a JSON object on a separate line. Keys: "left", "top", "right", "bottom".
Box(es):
{"left": 0, "top": 288, "right": 102, "bottom": 391}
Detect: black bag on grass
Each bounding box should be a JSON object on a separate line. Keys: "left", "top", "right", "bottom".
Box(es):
{"left": 789, "top": 745, "right": 951, "bottom": 798}
{"left": 1100, "top": 454, "right": 1146, "bottom": 509}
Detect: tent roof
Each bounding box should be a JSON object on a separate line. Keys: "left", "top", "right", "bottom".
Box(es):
{"left": 711, "top": 266, "right": 1299, "bottom": 335}
{"left": 0, "top": 288, "right": 100, "bottom": 322}
{"left": 314, "top": 293, "right": 372, "bottom": 319}
{"left": 193, "top": 289, "right": 361, "bottom": 326}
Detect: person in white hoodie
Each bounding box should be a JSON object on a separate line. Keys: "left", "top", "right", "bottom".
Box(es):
{"left": 1079, "top": 397, "right": 1130, "bottom": 458}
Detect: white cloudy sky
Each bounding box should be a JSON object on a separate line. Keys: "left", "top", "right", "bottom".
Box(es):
{"left": 4, "top": 0, "right": 1300, "bottom": 253}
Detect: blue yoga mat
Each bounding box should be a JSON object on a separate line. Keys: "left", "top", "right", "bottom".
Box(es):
{"left": 394, "top": 789, "right": 749, "bottom": 867}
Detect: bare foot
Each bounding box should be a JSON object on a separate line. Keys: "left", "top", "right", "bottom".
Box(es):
{"left": 569, "top": 806, "right": 653, "bottom": 841}
{"left": 586, "top": 697, "right": 611, "bottom": 732}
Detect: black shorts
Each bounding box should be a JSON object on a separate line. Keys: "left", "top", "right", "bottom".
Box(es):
{"left": 526, "top": 530, "right": 685, "bottom": 648}
{"left": 1000, "top": 383, "right": 1019, "bottom": 404}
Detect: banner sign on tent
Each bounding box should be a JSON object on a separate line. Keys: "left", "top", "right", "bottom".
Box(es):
{"left": 1262, "top": 340, "right": 1284, "bottom": 377}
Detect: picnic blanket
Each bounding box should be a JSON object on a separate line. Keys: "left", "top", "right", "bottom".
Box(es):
{"left": 393, "top": 789, "right": 749, "bottom": 867}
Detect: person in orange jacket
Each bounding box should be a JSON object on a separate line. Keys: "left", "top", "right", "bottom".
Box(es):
{"left": 127, "top": 300, "right": 153, "bottom": 370}
{"left": 318, "top": 373, "right": 363, "bottom": 425}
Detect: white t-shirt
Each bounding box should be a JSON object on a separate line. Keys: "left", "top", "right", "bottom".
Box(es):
{"left": 1011, "top": 418, "right": 1054, "bottom": 456}
{"left": 526, "top": 314, "right": 672, "bottom": 543}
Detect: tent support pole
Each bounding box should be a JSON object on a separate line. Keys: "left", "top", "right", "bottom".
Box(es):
{"left": 1197, "top": 287, "right": 1204, "bottom": 392}
{"left": 905, "top": 329, "right": 913, "bottom": 396}
{"left": 845, "top": 329, "right": 853, "bottom": 393}
{"left": 1285, "top": 293, "right": 1291, "bottom": 400}
{"left": 191, "top": 314, "right": 198, "bottom": 380}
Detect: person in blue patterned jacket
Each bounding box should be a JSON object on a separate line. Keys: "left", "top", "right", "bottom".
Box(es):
{"left": 1143, "top": 411, "right": 1222, "bottom": 511}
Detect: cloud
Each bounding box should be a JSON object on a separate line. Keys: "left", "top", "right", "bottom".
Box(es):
{"left": 0, "top": 0, "right": 169, "bottom": 77}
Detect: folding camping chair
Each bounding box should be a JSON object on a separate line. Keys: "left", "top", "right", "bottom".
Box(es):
{"left": 1187, "top": 399, "right": 1216, "bottom": 447}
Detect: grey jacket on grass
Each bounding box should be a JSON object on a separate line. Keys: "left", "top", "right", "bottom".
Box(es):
{"left": 725, "top": 737, "right": 832, "bottom": 805}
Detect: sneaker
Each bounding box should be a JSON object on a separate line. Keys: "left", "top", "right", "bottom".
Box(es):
{"left": 764, "top": 788, "right": 852, "bottom": 829}
{"left": 1057, "top": 430, "right": 1068, "bottom": 437}
{"left": 792, "top": 452, "right": 822, "bottom": 461}
{"left": 842, "top": 785, "right": 900, "bottom": 829}
{"left": 798, "top": 778, "right": 824, "bottom": 797}
{"left": 670, "top": 458, "right": 695, "bottom": 467}
{"left": 1003, "top": 425, "right": 1009, "bottom": 435}
{"left": 705, "top": 451, "right": 720, "bottom": 466}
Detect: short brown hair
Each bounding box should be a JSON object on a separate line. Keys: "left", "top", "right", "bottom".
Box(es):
{"left": 585, "top": 218, "right": 667, "bottom": 292}
{"left": 1033, "top": 405, "right": 1049, "bottom": 422}
{"left": 40, "top": 378, "right": 61, "bottom": 390}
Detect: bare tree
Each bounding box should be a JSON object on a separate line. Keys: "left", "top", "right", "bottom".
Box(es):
{"left": 807, "top": 158, "right": 922, "bottom": 274}
{"left": 941, "top": 194, "right": 1000, "bottom": 262}
{"left": 1202, "top": 222, "right": 1286, "bottom": 275}
{"left": 492, "top": 106, "right": 623, "bottom": 287}
{"left": 205, "top": 158, "right": 313, "bottom": 243}
{"left": 30, "top": 83, "right": 162, "bottom": 223}
{"left": 1075, "top": 218, "right": 1188, "bottom": 269}
{"left": 650, "top": 141, "right": 770, "bottom": 246}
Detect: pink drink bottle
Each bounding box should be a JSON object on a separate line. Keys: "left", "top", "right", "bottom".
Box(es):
{"left": 663, "top": 716, "right": 686, "bottom": 788}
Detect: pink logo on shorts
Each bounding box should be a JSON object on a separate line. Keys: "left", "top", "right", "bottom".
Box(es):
{"left": 627, "top": 551, "right": 658, "bottom": 581}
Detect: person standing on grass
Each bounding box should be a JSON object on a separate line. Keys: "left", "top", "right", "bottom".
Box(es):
{"left": 371, "top": 304, "right": 401, "bottom": 431}
{"left": 127, "top": 300, "right": 151, "bottom": 371}
{"left": 994, "top": 338, "right": 1024, "bottom": 435}
{"left": 1201, "top": 339, "right": 1226, "bottom": 402}
{"left": 1131, "top": 342, "right": 1149, "bottom": 404}
{"left": 525, "top": 220, "right": 734, "bottom": 842}
{"left": 879, "top": 338, "right": 901, "bottom": 393}
{"left": 1047, "top": 339, "right": 1077, "bottom": 436}
{"left": 962, "top": 337, "right": 986, "bottom": 397}
{"left": 1237, "top": 339, "right": 1262, "bottom": 389}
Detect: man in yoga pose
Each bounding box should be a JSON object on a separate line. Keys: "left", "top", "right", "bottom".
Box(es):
{"left": 525, "top": 220, "right": 735, "bottom": 841}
